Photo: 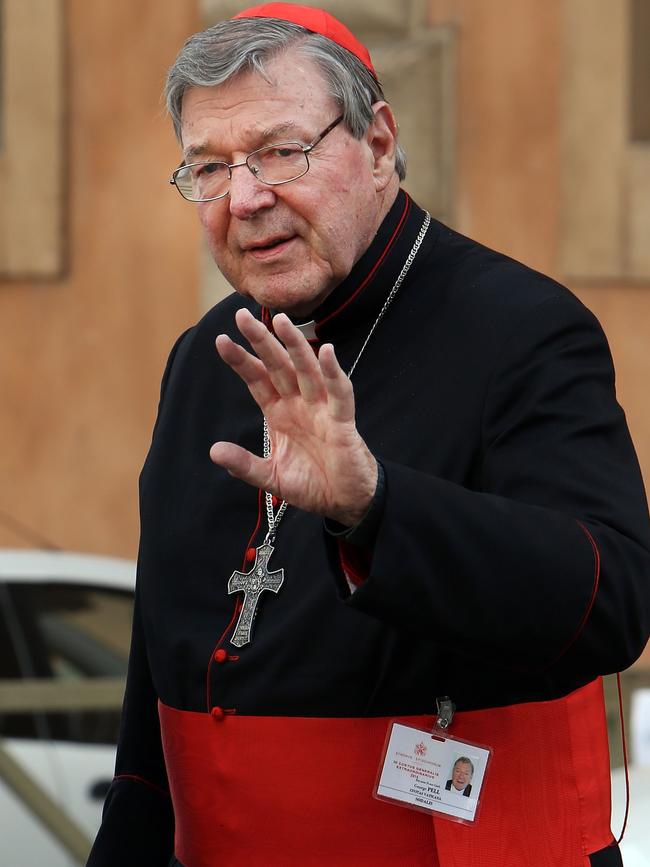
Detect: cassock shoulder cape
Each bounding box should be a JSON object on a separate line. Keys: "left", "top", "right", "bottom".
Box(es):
{"left": 88, "top": 191, "right": 650, "bottom": 867}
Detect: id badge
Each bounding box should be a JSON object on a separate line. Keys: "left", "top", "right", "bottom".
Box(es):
{"left": 374, "top": 699, "right": 492, "bottom": 825}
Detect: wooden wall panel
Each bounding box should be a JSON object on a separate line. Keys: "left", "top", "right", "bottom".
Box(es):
{"left": 429, "top": 0, "right": 560, "bottom": 278}
{"left": 559, "top": 0, "right": 627, "bottom": 279}
{"left": 0, "top": 0, "right": 64, "bottom": 277}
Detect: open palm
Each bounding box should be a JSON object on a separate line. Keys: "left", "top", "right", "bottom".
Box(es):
{"left": 210, "top": 308, "right": 377, "bottom": 527}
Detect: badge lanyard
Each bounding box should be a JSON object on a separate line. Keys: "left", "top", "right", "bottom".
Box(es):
{"left": 374, "top": 697, "right": 492, "bottom": 825}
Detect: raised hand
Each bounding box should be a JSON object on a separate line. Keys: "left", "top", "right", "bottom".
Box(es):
{"left": 210, "top": 308, "right": 377, "bottom": 527}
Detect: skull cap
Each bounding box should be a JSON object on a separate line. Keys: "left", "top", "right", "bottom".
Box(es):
{"left": 233, "top": 3, "right": 377, "bottom": 77}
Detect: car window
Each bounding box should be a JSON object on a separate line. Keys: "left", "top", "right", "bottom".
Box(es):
{"left": 0, "top": 582, "right": 133, "bottom": 744}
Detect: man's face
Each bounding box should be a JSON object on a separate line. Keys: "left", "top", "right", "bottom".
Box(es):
{"left": 451, "top": 761, "right": 472, "bottom": 791}
{"left": 180, "top": 49, "right": 396, "bottom": 316}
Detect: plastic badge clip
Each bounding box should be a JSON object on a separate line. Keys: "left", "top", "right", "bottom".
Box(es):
{"left": 435, "top": 696, "right": 455, "bottom": 735}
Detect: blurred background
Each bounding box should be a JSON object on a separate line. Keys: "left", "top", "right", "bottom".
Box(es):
{"left": 0, "top": 0, "right": 648, "bottom": 864}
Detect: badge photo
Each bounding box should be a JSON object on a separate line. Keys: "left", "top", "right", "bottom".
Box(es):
{"left": 374, "top": 720, "right": 492, "bottom": 824}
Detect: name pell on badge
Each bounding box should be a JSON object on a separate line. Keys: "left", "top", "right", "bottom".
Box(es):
{"left": 374, "top": 721, "right": 492, "bottom": 824}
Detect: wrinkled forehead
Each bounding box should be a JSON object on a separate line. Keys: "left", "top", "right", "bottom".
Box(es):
{"left": 179, "top": 54, "right": 336, "bottom": 154}
{"left": 181, "top": 48, "right": 332, "bottom": 119}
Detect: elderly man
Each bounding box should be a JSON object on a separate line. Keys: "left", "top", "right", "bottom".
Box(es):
{"left": 445, "top": 757, "right": 474, "bottom": 797}
{"left": 88, "top": 4, "right": 650, "bottom": 866}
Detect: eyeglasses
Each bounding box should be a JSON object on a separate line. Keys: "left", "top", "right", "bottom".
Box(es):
{"left": 170, "top": 115, "right": 344, "bottom": 202}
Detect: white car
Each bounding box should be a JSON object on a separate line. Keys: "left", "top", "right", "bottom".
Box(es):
{"left": 0, "top": 549, "right": 135, "bottom": 867}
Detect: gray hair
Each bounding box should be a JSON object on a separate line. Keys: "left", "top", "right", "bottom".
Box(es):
{"left": 453, "top": 757, "right": 474, "bottom": 776}
{"left": 165, "top": 17, "right": 406, "bottom": 180}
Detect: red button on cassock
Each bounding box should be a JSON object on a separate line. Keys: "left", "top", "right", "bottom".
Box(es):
{"left": 214, "top": 649, "right": 228, "bottom": 664}
{"left": 210, "top": 706, "right": 225, "bottom": 721}
{"left": 245, "top": 547, "right": 256, "bottom": 562}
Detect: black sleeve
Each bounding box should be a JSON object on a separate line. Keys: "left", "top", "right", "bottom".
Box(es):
{"left": 86, "top": 591, "right": 174, "bottom": 867}
{"left": 347, "top": 295, "right": 650, "bottom": 682}
{"left": 87, "top": 332, "right": 190, "bottom": 866}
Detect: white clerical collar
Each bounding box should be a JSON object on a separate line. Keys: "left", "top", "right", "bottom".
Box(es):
{"left": 292, "top": 319, "right": 317, "bottom": 340}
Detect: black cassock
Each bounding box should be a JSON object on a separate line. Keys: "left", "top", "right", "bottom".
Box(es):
{"left": 89, "top": 191, "right": 650, "bottom": 867}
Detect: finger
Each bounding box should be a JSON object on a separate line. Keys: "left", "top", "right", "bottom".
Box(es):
{"left": 234, "top": 308, "right": 299, "bottom": 398}
{"left": 215, "top": 334, "right": 278, "bottom": 409}
{"left": 210, "top": 440, "right": 276, "bottom": 493}
{"left": 318, "top": 343, "right": 356, "bottom": 423}
{"left": 273, "top": 313, "right": 327, "bottom": 404}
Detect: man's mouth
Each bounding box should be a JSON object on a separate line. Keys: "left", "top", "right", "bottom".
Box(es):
{"left": 243, "top": 235, "right": 297, "bottom": 259}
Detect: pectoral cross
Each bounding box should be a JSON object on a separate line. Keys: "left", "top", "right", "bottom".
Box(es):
{"left": 227, "top": 543, "right": 284, "bottom": 647}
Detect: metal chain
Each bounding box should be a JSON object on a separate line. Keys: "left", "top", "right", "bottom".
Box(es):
{"left": 348, "top": 211, "right": 431, "bottom": 378}
{"left": 263, "top": 210, "right": 431, "bottom": 542}
{"left": 263, "top": 421, "right": 289, "bottom": 542}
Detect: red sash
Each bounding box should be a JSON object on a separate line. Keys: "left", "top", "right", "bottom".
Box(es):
{"left": 159, "top": 678, "right": 614, "bottom": 866}
{"left": 432, "top": 677, "right": 615, "bottom": 866}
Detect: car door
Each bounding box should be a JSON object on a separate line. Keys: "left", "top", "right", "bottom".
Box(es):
{"left": 0, "top": 577, "right": 133, "bottom": 863}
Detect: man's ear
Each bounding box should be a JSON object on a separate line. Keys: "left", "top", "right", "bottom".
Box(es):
{"left": 366, "top": 102, "right": 399, "bottom": 191}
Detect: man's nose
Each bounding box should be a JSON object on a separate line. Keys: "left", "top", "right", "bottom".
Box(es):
{"left": 228, "top": 162, "right": 276, "bottom": 220}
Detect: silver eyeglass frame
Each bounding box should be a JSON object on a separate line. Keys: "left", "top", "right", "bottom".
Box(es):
{"left": 170, "top": 115, "right": 344, "bottom": 202}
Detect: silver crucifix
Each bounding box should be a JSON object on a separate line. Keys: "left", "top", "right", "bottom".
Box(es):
{"left": 227, "top": 542, "right": 284, "bottom": 647}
